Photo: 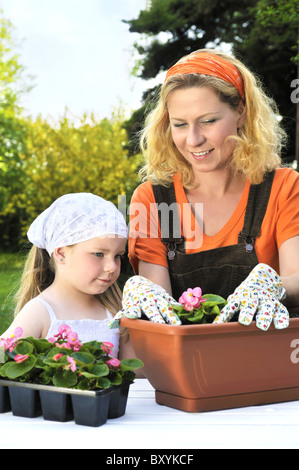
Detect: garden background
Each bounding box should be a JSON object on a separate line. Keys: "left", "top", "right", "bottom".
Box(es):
{"left": 0, "top": 0, "right": 298, "bottom": 335}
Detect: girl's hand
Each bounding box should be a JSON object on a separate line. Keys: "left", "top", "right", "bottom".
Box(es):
{"left": 109, "top": 275, "right": 181, "bottom": 328}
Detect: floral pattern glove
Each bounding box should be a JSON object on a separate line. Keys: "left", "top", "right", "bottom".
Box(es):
{"left": 213, "top": 263, "right": 289, "bottom": 331}
{"left": 109, "top": 275, "right": 182, "bottom": 328}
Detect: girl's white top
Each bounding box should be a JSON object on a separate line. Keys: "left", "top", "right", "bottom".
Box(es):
{"left": 30, "top": 297, "right": 120, "bottom": 357}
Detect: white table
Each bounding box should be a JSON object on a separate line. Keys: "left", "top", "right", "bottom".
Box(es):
{"left": 1, "top": 379, "right": 299, "bottom": 450}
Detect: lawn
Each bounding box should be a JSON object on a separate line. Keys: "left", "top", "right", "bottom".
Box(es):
{"left": 0, "top": 251, "right": 27, "bottom": 335}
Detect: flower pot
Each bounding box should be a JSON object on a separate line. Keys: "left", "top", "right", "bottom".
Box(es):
{"left": 0, "top": 385, "right": 11, "bottom": 413}
{"left": 108, "top": 381, "right": 130, "bottom": 419}
{"left": 121, "top": 317, "right": 299, "bottom": 412}
{"left": 0, "top": 379, "right": 131, "bottom": 426}
{"left": 71, "top": 388, "right": 112, "bottom": 427}
{"left": 8, "top": 382, "right": 42, "bottom": 418}
{"left": 39, "top": 389, "right": 74, "bottom": 422}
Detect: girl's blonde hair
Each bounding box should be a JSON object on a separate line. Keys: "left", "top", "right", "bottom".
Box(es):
{"left": 139, "top": 49, "right": 287, "bottom": 187}
{"left": 14, "top": 245, "right": 122, "bottom": 317}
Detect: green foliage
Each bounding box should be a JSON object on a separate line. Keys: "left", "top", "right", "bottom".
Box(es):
{"left": 171, "top": 294, "right": 227, "bottom": 324}
{"left": 0, "top": 329, "right": 143, "bottom": 390}
{"left": 0, "top": 9, "right": 141, "bottom": 250}
{"left": 0, "top": 251, "right": 26, "bottom": 334}
{"left": 0, "top": 110, "right": 140, "bottom": 247}
{"left": 125, "top": 0, "right": 298, "bottom": 162}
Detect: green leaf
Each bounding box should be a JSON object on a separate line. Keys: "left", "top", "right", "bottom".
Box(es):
{"left": 5, "top": 356, "right": 36, "bottom": 379}
{"left": 38, "top": 370, "right": 53, "bottom": 385}
{"left": 43, "top": 355, "right": 69, "bottom": 368}
{"left": 0, "top": 362, "right": 11, "bottom": 377}
{"left": 122, "top": 370, "right": 136, "bottom": 382}
{"left": 45, "top": 346, "right": 66, "bottom": 358}
{"left": 80, "top": 363, "right": 109, "bottom": 379}
{"left": 120, "top": 358, "right": 144, "bottom": 371}
{"left": 76, "top": 378, "right": 91, "bottom": 390}
{"left": 71, "top": 352, "right": 95, "bottom": 367}
{"left": 96, "top": 377, "right": 111, "bottom": 389}
{"left": 26, "top": 337, "right": 52, "bottom": 353}
{"left": 52, "top": 369, "right": 77, "bottom": 388}
{"left": 14, "top": 340, "right": 34, "bottom": 356}
{"left": 109, "top": 370, "right": 122, "bottom": 385}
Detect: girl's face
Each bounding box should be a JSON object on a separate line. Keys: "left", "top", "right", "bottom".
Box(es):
{"left": 59, "top": 236, "right": 127, "bottom": 296}
{"left": 167, "top": 86, "right": 246, "bottom": 174}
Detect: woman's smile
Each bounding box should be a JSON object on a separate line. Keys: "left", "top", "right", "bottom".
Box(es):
{"left": 191, "top": 148, "right": 215, "bottom": 160}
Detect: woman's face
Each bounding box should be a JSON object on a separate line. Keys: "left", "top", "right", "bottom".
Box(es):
{"left": 58, "top": 236, "right": 127, "bottom": 296}
{"left": 167, "top": 86, "right": 246, "bottom": 174}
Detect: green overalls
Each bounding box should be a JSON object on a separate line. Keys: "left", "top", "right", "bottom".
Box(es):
{"left": 152, "top": 171, "right": 275, "bottom": 301}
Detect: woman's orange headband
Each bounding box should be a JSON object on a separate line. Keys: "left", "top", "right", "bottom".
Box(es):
{"left": 165, "top": 52, "right": 245, "bottom": 100}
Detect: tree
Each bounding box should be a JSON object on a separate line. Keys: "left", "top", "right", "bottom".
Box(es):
{"left": 1, "top": 110, "right": 140, "bottom": 248}
{"left": 0, "top": 10, "right": 33, "bottom": 248}
{"left": 124, "top": 0, "right": 298, "bottom": 162}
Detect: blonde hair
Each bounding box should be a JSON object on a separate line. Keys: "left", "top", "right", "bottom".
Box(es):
{"left": 139, "top": 49, "right": 287, "bottom": 186}
{"left": 14, "top": 245, "right": 122, "bottom": 317}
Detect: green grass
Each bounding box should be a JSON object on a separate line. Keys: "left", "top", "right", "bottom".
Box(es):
{"left": 0, "top": 251, "right": 27, "bottom": 335}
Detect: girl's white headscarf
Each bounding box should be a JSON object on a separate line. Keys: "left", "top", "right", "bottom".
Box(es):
{"left": 27, "top": 193, "right": 128, "bottom": 256}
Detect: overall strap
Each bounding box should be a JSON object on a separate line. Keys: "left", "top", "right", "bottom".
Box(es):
{"left": 152, "top": 183, "right": 183, "bottom": 260}
{"left": 238, "top": 170, "right": 275, "bottom": 252}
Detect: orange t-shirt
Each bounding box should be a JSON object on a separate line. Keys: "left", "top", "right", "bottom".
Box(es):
{"left": 128, "top": 168, "right": 299, "bottom": 275}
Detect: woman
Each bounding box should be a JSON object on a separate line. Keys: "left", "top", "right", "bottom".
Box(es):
{"left": 113, "top": 49, "right": 299, "bottom": 331}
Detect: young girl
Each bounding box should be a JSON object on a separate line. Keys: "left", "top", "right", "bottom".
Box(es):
{"left": 1, "top": 192, "right": 135, "bottom": 360}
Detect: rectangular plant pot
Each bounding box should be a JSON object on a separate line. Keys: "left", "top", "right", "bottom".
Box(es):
{"left": 8, "top": 383, "right": 42, "bottom": 418}
{"left": 108, "top": 381, "right": 130, "bottom": 419}
{"left": 0, "top": 385, "right": 11, "bottom": 413}
{"left": 0, "top": 380, "right": 131, "bottom": 426}
{"left": 39, "top": 389, "right": 74, "bottom": 422}
{"left": 71, "top": 389, "right": 112, "bottom": 427}
{"left": 121, "top": 317, "right": 299, "bottom": 412}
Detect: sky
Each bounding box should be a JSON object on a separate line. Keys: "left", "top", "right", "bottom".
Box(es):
{"left": 0, "top": 0, "right": 158, "bottom": 122}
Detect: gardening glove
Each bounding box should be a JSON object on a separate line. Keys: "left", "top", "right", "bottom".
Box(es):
{"left": 109, "top": 275, "right": 182, "bottom": 328}
{"left": 213, "top": 263, "right": 289, "bottom": 331}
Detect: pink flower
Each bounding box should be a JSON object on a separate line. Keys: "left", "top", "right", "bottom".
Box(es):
{"left": 13, "top": 327, "right": 23, "bottom": 338}
{"left": 0, "top": 328, "right": 24, "bottom": 352}
{"left": 53, "top": 353, "right": 64, "bottom": 361}
{"left": 66, "top": 332, "right": 82, "bottom": 351}
{"left": 14, "top": 354, "right": 29, "bottom": 363}
{"left": 179, "top": 287, "right": 207, "bottom": 311}
{"left": 101, "top": 342, "right": 114, "bottom": 355}
{"left": 107, "top": 358, "right": 121, "bottom": 369}
{"left": 58, "top": 324, "right": 72, "bottom": 336}
{"left": 66, "top": 356, "right": 76, "bottom": 372}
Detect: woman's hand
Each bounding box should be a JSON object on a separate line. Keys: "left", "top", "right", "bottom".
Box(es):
{"left": 213, "top": 263, "right": 289, "bottom": 331}
{"left": 109, "top": 275, "right": 182, "bottom": 328}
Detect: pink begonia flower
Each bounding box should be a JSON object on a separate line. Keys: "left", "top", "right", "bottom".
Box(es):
{"left": 66, "top": 332, "right": 82, "bottom": 351}
{"left": 66, "top": 356, "right": 77, "bottom": 372}
{"left": 14, "top": 354, "right": 29, "bottom": 363}
{"left": 58, "top": 324, "right": 72, "bottom": 336}
{"left": 101, "top": 342, "right": 114, "bottom": 355}
{"left": 107, "top": 358, "right": 121, "bottom": 369}
{"left": 53, "top": 353, "right": 64, "bottom": 361}
{"left": 179, "top": 287, "right": 207, "bottom": 311}
{"left": 0, "top": 327, "right": 24, "bottom": 352}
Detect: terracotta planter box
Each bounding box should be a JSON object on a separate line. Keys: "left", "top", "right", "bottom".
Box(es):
{"left": 0, "top": 380, "right": 130, "bottom": 427}
{"left": 121, "top": 317, "right": 299, "bottom": 412}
